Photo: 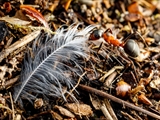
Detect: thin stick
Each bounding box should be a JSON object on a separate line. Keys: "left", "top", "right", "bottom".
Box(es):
{"left": 9, "top": 92, "right": 15, "bottom": 120}
{"left": 63, "top": 0, "right": 72, "bottom": 11}
{"left": 100, "top": 102, "right": 113, "bottom": 120}
{"left": 27, "top": 111, "right": 50, "bottom": 120}
{"left": 0, "top": 30, "right": 41, "bottom": 62}
{"left": 104, "top": 99, "right": 118, "bottom": 120}
{"left": 78, "top": 84, "right": 160, "bottom": 119}
{"left": 66, "top": 72, "right": 86, "bottom": 99}
{"left": 0, "top": 76, "right": 19, "bottom": 90}
{"left": 0, "top": 104, "right": 12, "bottom": 113}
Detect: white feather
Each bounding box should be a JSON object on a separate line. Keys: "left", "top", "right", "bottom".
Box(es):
{"left": 13, "top": 23, "right": 96, "bottom": 104}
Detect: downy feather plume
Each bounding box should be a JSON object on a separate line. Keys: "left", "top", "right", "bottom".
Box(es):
{"left": 13, "top": 23, "right": 96, "bottom": 104}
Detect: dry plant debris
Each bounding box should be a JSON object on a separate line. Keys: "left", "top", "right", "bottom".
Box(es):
{"left": 0, "top": 0, "right": 160, "bottom": 120}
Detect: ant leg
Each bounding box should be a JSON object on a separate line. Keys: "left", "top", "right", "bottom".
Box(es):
{"left": 97, "top": 42, "right": 103, "bottom": 53}
{"left": 122, "top": 33, "right": 134, "bottom": 43}
{"left": 119, "top": 48, "right": 139, "bottom": 84}
{"left": 122, "top": 31, "right": 148, "bottom": 47}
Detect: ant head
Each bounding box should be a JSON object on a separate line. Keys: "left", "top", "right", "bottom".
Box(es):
{"left": 89, "top": 29, "right": 103, "bottom": 40}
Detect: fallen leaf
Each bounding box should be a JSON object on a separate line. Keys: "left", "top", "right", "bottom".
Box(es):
{"left": 128, "top": 2, "right": 142, "bottom": 15}
{"left": 20, "top": 5, "right": 49, "bottom": 28}
{"left": 150, "top": 79, "right": 160, "bottom": 91}
{"left": 65, "top": 103, "right": 93, "bottom": 116}
{"left": 54, "top": 105, "right": 75, "bottom": 118}
{"left": 138, "top": 93, "right": 153, "bottom": 106}
{"left": 0, "top": 16, "right": 31, "bottom": 26}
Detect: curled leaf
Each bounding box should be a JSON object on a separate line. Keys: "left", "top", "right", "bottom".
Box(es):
{"left": 138, "top": 94, "right": 153, "bottom": 106}
{"left": 20, "top": 5, "right": 49, "bottom": 28}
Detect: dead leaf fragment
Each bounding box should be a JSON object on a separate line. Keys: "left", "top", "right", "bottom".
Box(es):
{"left": 3, "top": 2, "right": 12, "bottom": 13}
{"left": 0, "top": 94, "right": 5, "bottom": 105}
{"left": 150, "top": 79, "right": 160, "bottom": 91}
{"left": 14, "top": 114, "right": 21, "bottom": 120}
{"left": 54, "top": 105, "right": 75, "bottom": 118}
{"left": 20, "top": 5, "right": 49, "bottom": 28}
{"left": 125, "top": 13, "right": 141, "bottom": 22}
{"left": 50, "top": 110, "right": 63, "bottom": 120}
{"left": 135, "top": 49, "right": 150, "bottom": 62}
{"left": 0, "top": 16, "right": 31, "bottom": 26}
{"left": 128, "top": 2, "right": 142, "bottom": 15}
{"left": 116, "top": 80, "right": 131, "bottom": 98}
{"left": 65, "top": 103, "right": 93, "bottom": 116}
{"left": 0, "top": 65, "right": 8, "bottom": 80}
{"left": 138, "top": 93, "right": 153, "bottom": 106}
{"left": 34, "top": 98, "right": 43, "bottom": 109}
{"left": 90, "top": 94, "right": 101, "bottom": 110}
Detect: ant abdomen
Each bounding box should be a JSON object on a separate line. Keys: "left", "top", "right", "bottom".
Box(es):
{"left": 123, "top": 39, "right": 140, "bottom": 57}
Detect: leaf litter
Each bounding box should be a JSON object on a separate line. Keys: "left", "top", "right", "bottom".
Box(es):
{"left": 0, "top": 0, "right": 160, "bottom": 120}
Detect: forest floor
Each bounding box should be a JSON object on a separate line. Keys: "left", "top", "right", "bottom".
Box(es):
{"left": 0, "top": 0, "right": 160, "bottom": 120}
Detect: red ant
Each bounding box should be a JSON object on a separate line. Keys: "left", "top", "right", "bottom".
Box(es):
{"left": 89, "top": 28, "right": 140, "bottom": 58}
{"left": 89, "top": 28, "right": 147, "bottom": 82}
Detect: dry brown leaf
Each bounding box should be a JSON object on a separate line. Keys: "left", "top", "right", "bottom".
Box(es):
{"left": 150, "top": 79, "right": 160, "bottom": 91}
{"left": 8, "top": 57, "right": 20, "bottom": 71}
{"left": 138, "top": 93, "right": 153, "bottom": 106}
{"left": 116, "top": 80, "right": 131, "bottom": 98}
{"left": 0, "top": 16, "right": 31, "bottom": 26}
{"left": 54, "top": 105, "right": 75, "bottom": 118}
{"left": 20, "top": 5, "right": 49, "bottom": 28}
{"left": 0, "top": 94, "right": 5, "bottom": 105}
{"left": 147, "top": 47, "right": 160, "bottom": 53}
{"left": 145, "top": 37, "right": 155, "bottom": 45}
{"left": 125, "top": 13, "right": 141, "bottom": 22}
{"left": 65, "top": 103, "right": 93, "bottom": 116}
{"left": 0, "top": 65, "right": 8, "bottom": 80}
{"left": 90, "top": 94, "right": 101, "bottom": 110}
{"left": 135, "top": 49, "right": 150, "bottom": 62}
{"left": 34, "top": 98, "right": 43, "bottom": 109}
{"left": 50, "top": 111, "right": 63, "bottom": 120}
{"left": 138, "top": 93, "right": 153, "bottom": 105}
{"left": 128, "top": 2, "right": 142, "bottom": 15}
{"left": 130, "top": 84, "right": 145, "bottom": 95}
{"left": 14, "top": 114, "right": 21, "bottom": 120}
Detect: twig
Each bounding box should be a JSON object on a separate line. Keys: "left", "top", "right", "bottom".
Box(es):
{"left": 63, "top": 0, "right": 72, "bottom": 11}
{"left": 104, "top": 99, "right": 118, "bottom": 120}
{"left": 78, "top": 84, "right": 160, "bottom": 119}
{"left": 0, "top": 76, "right": 19, "bottom": 90}
{"left": 100, "top": 102, "right": 113, "bottom": 120}
{"left": 9, "top": 92, "right": 15, "bottom": 120}
{"left": 121, "top": 111, "right": 136, "bottom": 120}
{"left": 66, "top": 72, "right": 86, "bottom": 99}
{"left": 104, "top": 71, "right": 117, "bottom": 88}
{"left": 0, "top": 30, "right": 41, "bottom": 62}
{"left": 27, "top": 111, "right": 50, "bottom": 120}
{"left": 0, "top": 104, "right": 12, "bottom": 113}
{"left": 5, "top": 76, "right": 19, "bottom": 89}
{"left": 75, "top": 13, "right": 95, "bottom": 25}
{"left": 99, "top": 66, "right": 124, "bottom": 82}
